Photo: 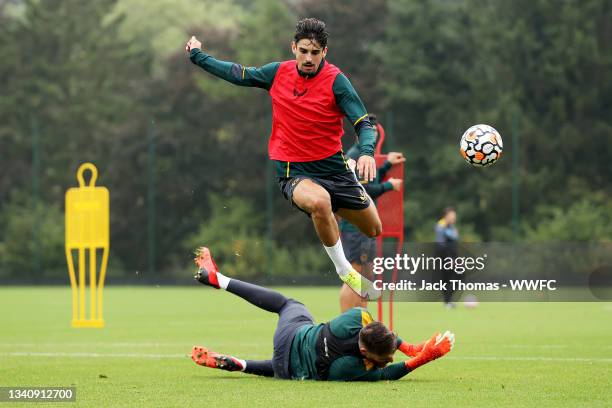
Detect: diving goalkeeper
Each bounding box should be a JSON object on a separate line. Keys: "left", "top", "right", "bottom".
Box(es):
{"left": 190, "top": 247, "right": 455, "bottom": 381}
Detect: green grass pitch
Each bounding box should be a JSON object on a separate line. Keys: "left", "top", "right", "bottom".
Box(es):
{"left": 1, "top": 286, "right": 611, "bottom": 407}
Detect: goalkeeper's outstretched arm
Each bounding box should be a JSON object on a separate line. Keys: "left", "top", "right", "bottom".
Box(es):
{"left": 351, "top": 331, "right": 455, "bottom": 381}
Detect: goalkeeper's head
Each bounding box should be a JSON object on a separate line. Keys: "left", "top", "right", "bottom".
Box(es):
{"left": 358, "top": 321, "right": 397, "bottom": 367}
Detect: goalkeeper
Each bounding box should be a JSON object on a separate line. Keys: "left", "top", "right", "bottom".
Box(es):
{"left": 191, "top": 247, "right": 455, "bottom": 381}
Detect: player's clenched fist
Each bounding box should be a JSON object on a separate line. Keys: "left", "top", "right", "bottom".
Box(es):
{"left": 388, "top": 178, "right": 402, "bottom": 191}
{"left": 386, "top": 152, "right": 406, "bottom": 165}
{"left": 185, "top": 36, "right": 202, "bottom": 52}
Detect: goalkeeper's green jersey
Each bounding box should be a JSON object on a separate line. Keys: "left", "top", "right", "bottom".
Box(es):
{"left": 289, "top": 307, "right": 411, "bottom": 381}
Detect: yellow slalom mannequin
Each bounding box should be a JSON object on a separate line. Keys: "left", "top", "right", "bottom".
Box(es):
{"left": 65, "top": 163, "right": 109, "bottom": 328}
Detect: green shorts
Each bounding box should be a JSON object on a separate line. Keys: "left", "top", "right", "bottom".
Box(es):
{"left": 277, "top": 172, "right": 371, "bottom": 214}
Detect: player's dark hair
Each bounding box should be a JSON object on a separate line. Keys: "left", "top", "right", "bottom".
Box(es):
{"left": 294, "top": 18, "right": 328, "bottom": 48}
{"left": 359, "top": 322, "right": 397, "bottom": 356}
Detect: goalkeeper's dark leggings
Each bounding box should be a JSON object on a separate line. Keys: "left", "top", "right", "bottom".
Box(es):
{"left": 244, "top": 360, "right": 274, "bottom": 377}
{"left": 225, "top": 278, "right": 288, "bottom": 378}
{"left": 226, "top": 278, "right": 289, "bottom": 314}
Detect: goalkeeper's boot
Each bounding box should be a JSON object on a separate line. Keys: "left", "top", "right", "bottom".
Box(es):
{"left": 191, "top": 346, "right": 243, "bottom": 371}
{"left": 340, "top": 269, "right": 381, "bottom": 300}
{"left": 193, "top": 247, "right": 220, "bottom": 289}
{"left": 406, "top": 331, "right": 455, "bottom": 370}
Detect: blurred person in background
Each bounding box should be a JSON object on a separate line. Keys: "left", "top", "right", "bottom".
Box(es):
{"left": 435, "top": 207, "right": 460, "bottom": 309}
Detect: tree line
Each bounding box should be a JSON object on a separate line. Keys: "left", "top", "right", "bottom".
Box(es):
{"left": 0, "top": 0, "right": 610, "bottom": 282}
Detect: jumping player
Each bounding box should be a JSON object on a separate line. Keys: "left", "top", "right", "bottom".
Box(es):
{"left": 191, "top": 247, "right": 455, "bottom": 381}
{"left": 185, "top": 18, "right": 381, "bottom": 300}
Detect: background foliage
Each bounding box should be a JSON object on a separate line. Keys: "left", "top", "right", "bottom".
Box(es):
{"left": 0, "top": 0, "right": 610, "bottom": 281}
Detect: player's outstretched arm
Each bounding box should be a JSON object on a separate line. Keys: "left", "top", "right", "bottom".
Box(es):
{"left": 363, "top": 180, "right": 392, "bottom": 199}
{"left": 331, "top": 332, "right": 454, "bottom": 382}
{"left": 369, "top": 331, "right": 454, "bottom": 381}
{"left": 185, "top": 35, "right": 279, "bottom": 89}
{"left": 379, "top": 152, "right": 405, "bottom": 180}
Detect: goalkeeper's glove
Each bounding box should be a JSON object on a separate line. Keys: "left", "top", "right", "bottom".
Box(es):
{"left": 405, "top": 330, "right": 455, "bottom": 371}
{"left": 398, "top": 340, "right": 427, "bottom": 357}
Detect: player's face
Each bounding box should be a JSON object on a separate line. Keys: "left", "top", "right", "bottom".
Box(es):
{"left": 291, "top": 39, "right": 327, "bottom": 75}
{"left": 363, "top": 349, "right": 394, "bottom": 368}
{"left": 446, "top": 211, "right": 457, "bottom": 225}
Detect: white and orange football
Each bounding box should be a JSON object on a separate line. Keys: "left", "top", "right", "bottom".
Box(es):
{"left": 460, "top": 124, "right": 503, "bottom": 167}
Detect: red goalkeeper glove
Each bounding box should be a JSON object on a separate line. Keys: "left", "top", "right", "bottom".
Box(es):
{"left": 405, "top": 331, "right": 455, "bottom": 371}
{"left": 398, "top": 340, "right": 427, "bottom": 357}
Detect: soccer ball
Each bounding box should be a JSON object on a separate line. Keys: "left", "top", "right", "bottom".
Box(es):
{"left": 459, "top": 124, "right": 503, "bottom": 167}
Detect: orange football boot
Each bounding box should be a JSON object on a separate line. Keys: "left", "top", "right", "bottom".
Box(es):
{"left": 193, "top": 247, "right": 220, "bottom": 288}
{"left": 191, "top": 346, "right": 243, "bottom": 371}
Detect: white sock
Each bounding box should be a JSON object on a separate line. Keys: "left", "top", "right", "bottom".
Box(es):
{"left": 216, "top": 272, "right": 231, "bottom": 290}
{"left": 236, "top": 358, "right": 246, "bottom": 371}
{"left": 324, "top": 238, "right": 353, "bottom": 277}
